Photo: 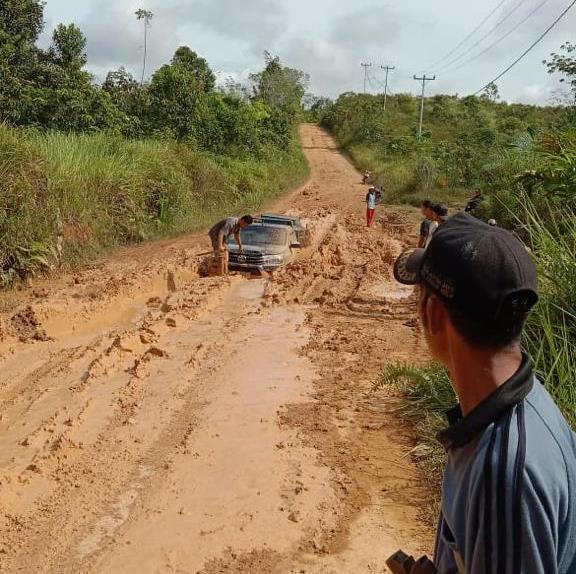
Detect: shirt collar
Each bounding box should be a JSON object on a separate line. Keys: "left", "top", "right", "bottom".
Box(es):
{"left": 437, "top": 354, "right": 534, "bottom": 450}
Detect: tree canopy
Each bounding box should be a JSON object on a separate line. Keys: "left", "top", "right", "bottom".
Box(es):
{"left": 0, "top": 1, "right": 308, "bottom": 161}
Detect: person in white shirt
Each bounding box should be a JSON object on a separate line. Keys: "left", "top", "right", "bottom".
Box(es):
{"left": 366, "top": 187, "right": 378, "bottom": 228}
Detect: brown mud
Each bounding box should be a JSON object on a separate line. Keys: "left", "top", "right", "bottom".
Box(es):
{"left": 0, "top": 125, "right": 433, "bottom": 573}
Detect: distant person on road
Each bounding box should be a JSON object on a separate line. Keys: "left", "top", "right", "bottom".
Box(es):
{"left": 432, "top": 203, "right": 449, "bottom": 225}
{"left": 366, "top": 187, "right": 378, "bottom": 228}
{"left": 418, "top": 200, "right": 438, "bottom": 248}
{"left": 363, "top": 170, "right": 373, "bottom": 185}
{"left": 208, "top": 215, "right": 254, "bottom": 275}
{"left": 393, "top": 213, "right": 576, "bottom": 574}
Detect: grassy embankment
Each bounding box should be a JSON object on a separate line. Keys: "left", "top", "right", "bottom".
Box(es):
{"left": 0, "top": 124, "right": 308, "bottom": 286}
{"left": 321, "top": 93, "right": 576, "bottom": 516}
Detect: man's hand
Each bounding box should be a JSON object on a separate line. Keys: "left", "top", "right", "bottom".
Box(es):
{"left": 386, "top": 551, "right": 436, "bottom": 574}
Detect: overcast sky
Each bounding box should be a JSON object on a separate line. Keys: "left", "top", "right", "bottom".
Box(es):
{"left": 40, "top": 0, "right": 576, "bottom": 105}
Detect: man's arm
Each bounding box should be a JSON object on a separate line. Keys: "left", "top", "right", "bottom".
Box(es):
{"left": 418, "top": 220, "right": 428, "bottom": 248}
{"left": 217, "top": 230, "right": 226, "bottom": 251}
{"left": 235, "top": 231, "right": 243, "bottom": 252}
{"left": 461, "top": 461, "right": 560, "bottom": 574}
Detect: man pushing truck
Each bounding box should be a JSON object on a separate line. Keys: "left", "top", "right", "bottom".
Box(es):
{"left": 208, "top": 214, "right": 254, "bottom": 275}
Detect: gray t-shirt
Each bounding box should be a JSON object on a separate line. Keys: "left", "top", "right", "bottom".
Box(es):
{"left": 435, "top": 356, "right": 576, "bottom": 574}
{"left": 209, "top": 217, "right": 239, "bottom": 242}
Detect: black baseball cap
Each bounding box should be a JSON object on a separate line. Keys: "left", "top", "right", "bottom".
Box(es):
{"left": 394, "top": 212, "right": 538, "bottom": 319}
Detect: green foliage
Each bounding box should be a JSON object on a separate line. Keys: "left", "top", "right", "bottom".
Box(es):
{"left": 322, "top": 91, "right": 568, "bottom": 206}
{"left": 0, "top": 4, "right": 310, "bottom": 285}
{"left": 375, "top": 361, "right": 454, "bottom": 519}
{"left": 0, "top": 3, "right": 307, "bottom": 161}
{"left": 545, "top": 42, "right": 576, "bottom": 102}
{"left": 147, "top": 61, "right": 207, "bottom": 140}
{"left": 250, "top": 52, "right": 309, "bottom": 119}
{"left": 172, "top": 46, "right": 216, "bottom": 92}
{"left": 0, "top": 124, "right": 308, "bottom": 285}
{"left": 49, "top": 24, "right": 87, "bottom": 72}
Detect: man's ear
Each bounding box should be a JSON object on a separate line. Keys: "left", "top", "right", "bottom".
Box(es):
{"left": 424, "top": 293, "right": 448, "bottom": 337}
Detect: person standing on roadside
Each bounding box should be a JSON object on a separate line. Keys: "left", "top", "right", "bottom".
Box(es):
{"left": 465, "top": 192, "right": 484, "bottom": 214}
{"left": 432, "top": 203, "right": 449, "bottom": 225}
{"left": 418, "top": 200, "right": 438, "bottom": 248}
{"left": 393, "top": 213, "right": 576, "bottom": 574}
{"left": 208, "top": 214, "right": 254, "bottom": 275}
{"left": 366, "top": 187, "right": 378, "bottom": 228}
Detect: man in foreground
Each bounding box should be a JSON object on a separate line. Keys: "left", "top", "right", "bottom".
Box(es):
{"left": 418, "top": 200, "right": 438, "bottom": 248}
{"left": 208, "top": 214, "right": 253, "bottom": 275}
{"left": 393, "top": 213, "right": 576, "bottom": 574}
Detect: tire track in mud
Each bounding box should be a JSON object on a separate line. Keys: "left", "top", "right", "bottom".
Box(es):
{"left": 0, "top": 125, "right": 433, "bottom": 574}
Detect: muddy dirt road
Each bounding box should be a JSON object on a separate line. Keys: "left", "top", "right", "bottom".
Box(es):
{"left": 0, "top": 125, "right": 432, "bottom": 573}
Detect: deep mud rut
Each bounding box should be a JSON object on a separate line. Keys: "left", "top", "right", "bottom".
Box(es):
{"left": 0, "top": 125, "right": 433, "bottom": 573}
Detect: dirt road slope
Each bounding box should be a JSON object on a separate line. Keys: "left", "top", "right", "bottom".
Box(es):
{"left": 0, "top": 125, "right": 432, "bottom": 573}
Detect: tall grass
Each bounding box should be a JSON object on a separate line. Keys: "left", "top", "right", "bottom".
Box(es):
{"left": 377, "top": 361, "right": 454, "bottom": 519}
{"left": 520, "top": 199, "right": 576, "bottom": 426}
{"left": 0, "top": 125, "right": 308, "bottom": 285}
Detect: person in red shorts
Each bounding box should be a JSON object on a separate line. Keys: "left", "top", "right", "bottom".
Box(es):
{"left": 366, "top": 187, "right": 378, "bottom": 228}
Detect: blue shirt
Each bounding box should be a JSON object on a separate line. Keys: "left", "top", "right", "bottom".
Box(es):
{"left": 435, "top": 356, "right": 576, "bottom": 574}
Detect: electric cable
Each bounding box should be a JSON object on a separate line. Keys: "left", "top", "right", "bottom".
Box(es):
{"left": 428, "top": 0, "right": 509, "bottom": 70}
{"left": 435, "top": 0, "right": 531, "bottom": 73}
{"left": 474, "top": 0, "right": 576, "bottom": 94}
{"left": 444, "top": 0, "right": 549, "bottom": 75}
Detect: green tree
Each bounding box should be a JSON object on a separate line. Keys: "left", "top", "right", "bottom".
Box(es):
{"left": 250, "top": 52, "right": 309, "bottom": 118}
{"left": 481, "top": 82, "right": 500, "bottom": 103}
{"left": 135, "top": 8, "right": 153, "bottom": 84}
{"left": 35, "top": 24, "right": 125, "bottom": 132}
{"left": 172, "top": 46, "right": 216, "bottom": 92}
{"left": 103, "top": 68, "right": 142, "bottom": 109}
{"left": 0, "top": 0, "right": 43, "bottom": 70}
{"left": 0, "top": 0, "right": 44, "bottom": 123}
{"left": 545, "top": 43, "right": 576, "bottom": 103}
{"left": 49, "top": 23, "right": 87, "bottom": 73}
{"left": 147, "top": 60, "right": 206, "bottom": 139}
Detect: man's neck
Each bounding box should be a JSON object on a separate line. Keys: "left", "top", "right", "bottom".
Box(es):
{"left": 447, "top": 344, "right": 523, "bottom": 416}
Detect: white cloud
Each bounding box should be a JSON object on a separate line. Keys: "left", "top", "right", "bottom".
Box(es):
{"left": 39, "top": 0, "right": 576, "bottom": 103}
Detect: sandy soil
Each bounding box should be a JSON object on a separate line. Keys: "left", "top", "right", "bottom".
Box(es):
{"left": 0, "top": 125, "right": 433, "bottom": 573}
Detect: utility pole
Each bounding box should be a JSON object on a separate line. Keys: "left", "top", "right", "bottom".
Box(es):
{"left": 361, "top": 63, "right": 372, "bottom": 94}
{"left": 381, "top": 65, "right": 395, "bottom": 111}
{"left": 413, "top": 74, "right": 436, "bottom": 139}
{"left": 135, "top": 9, "right": 154, "bottom": 85}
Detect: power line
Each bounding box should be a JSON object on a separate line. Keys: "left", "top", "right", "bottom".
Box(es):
{"left": 435, "top": 0, "right": 530, "bottom": 73}
{"left": 474, "top": 0, "right": 576, "bottom": 95}
{"left": 444, "top": 0, "right": 550, "bottom": 75}
{"left": 428, "top": 0, "right": 509, "bottom": 70}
